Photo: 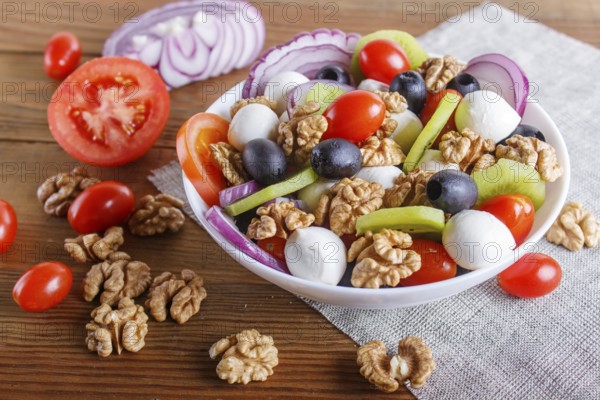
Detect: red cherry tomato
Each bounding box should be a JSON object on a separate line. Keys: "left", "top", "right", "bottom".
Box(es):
{"left": 400, "top": 239, "right": 457, "bottom": 286}
{"left": 176, "top": 113, "right": 230, "bottom": 207}
{"left": 48, "top": 57, "right": 170, "bottom": 166}
{"left": 358, "top": 39, "right": 411, "bottom": 84}
{"left": 258, "top": 237, "right": 286, "bottom": 261}
{"left": 44, "top": 32, "right": 81, "bottom": 80}
{"left": 420, "top": 89, "right": 462, "bottom": 147}
{"left": 13, "top": 262, "right": 73, "bottom": 312}
{"left": 322, "top": 90, "right": 386, "bottom": 142}
{"left": 68, "top": 181, "right": 134, "bottom": 234}
{"left": 0, "top": 199, "right": 17, "bottom": 254}
{"left": 497, "top": 253, "right": 561, "bottom": 298}
{"left": 478, "top": 194, "right": 535, "bottom": 246}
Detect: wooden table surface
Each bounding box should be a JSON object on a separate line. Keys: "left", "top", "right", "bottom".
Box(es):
{"left": 0, "top": 1, "right": 597, "bottom": 399}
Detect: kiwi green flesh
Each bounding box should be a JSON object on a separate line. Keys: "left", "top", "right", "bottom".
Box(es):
{"left": 356, "top": 206, "right": 445, "bottom": 235}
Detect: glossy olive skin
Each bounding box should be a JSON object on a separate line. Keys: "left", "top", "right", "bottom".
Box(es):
{"left": 445, "top": 72, "right": 481, "bottom": 97}
{"left": 498, "top": 124, "right": 546, "bottom": 145}
{"left": 242, "top": 139, "right": 288, "bottom": 185}
{"left": 389, "top": 71, "right": 427, "bottom": 114}
{"left": 315, "top": 65, "right": 351, "bottom": 85}
{"left": 426, "top": 170, "right": 478, "bottom": 214}
{"left": 310, "top": 138, "right": 362, "bottom": 179}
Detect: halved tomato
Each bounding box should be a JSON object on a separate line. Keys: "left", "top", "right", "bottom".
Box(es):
{"left": 177, "top": 113, "right": 230, "bottom": 207}
{"left": 48, "top": 57, "right": 170, "bottom": 166}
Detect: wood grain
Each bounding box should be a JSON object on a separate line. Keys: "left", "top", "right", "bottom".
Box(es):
{"left": 0, "top": 1, "right": 597, "bottom": 399}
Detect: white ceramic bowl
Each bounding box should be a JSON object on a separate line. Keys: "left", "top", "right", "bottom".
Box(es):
{"left": 182, "top": 81, "right": 570, "bottom": 309}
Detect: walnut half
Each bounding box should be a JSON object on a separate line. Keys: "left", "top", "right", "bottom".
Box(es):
{"left": 357, "top": 336, "right": 435, "bottom": 392}
{"left": 546, "top": 202, "right": 600, "bottom": 251}
{"left": 37, "top": 166, "right": 100, "bottom": 217}
{"left": 146, "top": 269, "right": 207, "bottom": 324}
{"left": 85, "top": 297, "right": 148, "bottom": 357}
{"left": 349, "top": 230, "right": 421, "bottom": 288}
{"left": 82, "top": 258, "right": 152, "bottom": 306}
{"left": 64, "top": 226, "right": 128, "bottom": 263}
{"left": 128, "top": 194, "right": 186, "bottom": 236}
{"left": 247, "top": 201, "right": 314, "bottom": 240}
{"left": 209, "top": 329, "right": 278, "bottom": 384}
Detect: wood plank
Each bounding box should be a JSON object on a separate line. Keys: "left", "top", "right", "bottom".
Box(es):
{"left": 0, "top": 141, "right": 413, "bottom": 399}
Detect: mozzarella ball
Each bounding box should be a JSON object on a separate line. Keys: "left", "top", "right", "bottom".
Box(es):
{"left": 285, "top": 227, "right": 347, "bottom": 285}
{"left": 297, "top": 178, "right": 338, "bottom": 212}
{"left": 353, "top": 166, "right": 403, "bottom": 189}
{"left": 455, "top": 90, "right": 521, "bottom": 143}
{"left": 418, "top": 150, "right": 459, "bottom": 173}
{"left": 442, "top": 210, "right": 516, "bottom": 270}
{"left": 227, "top": 104, "right": 280, "bottom": 151}
{"left": 357, "top": 79, "right": 389, "bottom": 92}
{"left": 263, "top": 71, "right": 309, "bottom": 115}
{"left": 389, "top": 109, "right": 424, "bottom": 154}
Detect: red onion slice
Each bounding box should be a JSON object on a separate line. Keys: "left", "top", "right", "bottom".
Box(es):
{"left": 464, "top": 53, "right": 529, "bottom": 116}
{"left": 219, "top": 181, "right": 263, "bottom": 207}
{"left": 102, "top": 0, "right": 265, "bottom": 89}
{"left": 243, "top": 29, "right": 361, "bottom": 98}
{"left": 205, "top": 206, "right": 290, "bottom": 274}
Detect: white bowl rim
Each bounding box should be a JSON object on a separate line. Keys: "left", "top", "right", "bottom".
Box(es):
{"left": 182, "top": 80, "right": 570, "bottom": 307}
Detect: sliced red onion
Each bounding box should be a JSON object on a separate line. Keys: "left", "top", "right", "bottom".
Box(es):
{"left": 264, "top": 197, "right": 308, "bottom": 212}
{"left": 242, "top": 29, "right": 361, "bottom": 98}
{"left": 219, "top": 180, "right": 263, "bottom": 207}
{"left": 286, "top": 79, "right": 355, "bottom": 117}
{"left": 205, "top": 206, "right": 290, "bottom": 274}
{"left": 464, "top": 53, "right": 529, "bottom": 116}
{"left": 102, "top": 0, "right": 265, "bottom": 89}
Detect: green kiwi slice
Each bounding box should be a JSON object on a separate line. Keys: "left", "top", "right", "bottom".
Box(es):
{"left": 471, "top": 158, "right": 546, "bottom": 210}
{"left": 355, "top": 206, "right": 445, "bottom": 235}
{"left": 305, "top": 82, "right": 346, "bottom": 114}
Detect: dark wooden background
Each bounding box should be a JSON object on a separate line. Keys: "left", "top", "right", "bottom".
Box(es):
{"left": 0, "top": 1, "right": 596, "bottom": 399}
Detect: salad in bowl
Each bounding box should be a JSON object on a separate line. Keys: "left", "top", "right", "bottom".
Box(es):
{"left": 177, "top": 28, "right": 569, "bottom": 308}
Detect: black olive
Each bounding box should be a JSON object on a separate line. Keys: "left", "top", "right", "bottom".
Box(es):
{"left": 242, "top": 139, "right": 287, "bottom": 185}
{"left": 315, "top": 65, "right": 351, "bottom": 85}
{"left": 389, "top": 71, "right": 427, "bottom": 114}
{"left": 310, "top": 138, "right": 362, "bottom": 179}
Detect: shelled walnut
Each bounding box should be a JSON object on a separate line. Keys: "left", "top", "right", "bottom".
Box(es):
{"left": 230, "top": 96, "right": 277, "bottom": 118}
{"left": 417, "top": 55, "right": 464, "bottom": 93}
{"left": 85, "top": 297, "right": 148, "bottom": 357}
{"left": 82, "top": 258, "right": 151, "bottom": 306}
{"left": 247, "top": 201, "right": 314, "bottom": 240}
{"left": 372, "top": 90, "right": 404, "bottom": 139}
{"left": 128, "top": 194, "right": 185, "bottom": 236}
{"left": 146, "top": 269, "right": 207, "bottom": 324}
{"left": 357, "top": 336, "right": 435, "bottom": 392}
{"left": 496, "top": 135, "right": 563, "bottom": 182}
{"left": 383, "top": 169, "right": 434, "bottom": 208}
{"left": 64, "top": 226, "right": 128, "bottom": 263}
{"left": 209, "top": 142, "right": 249, "bottom": 186}
{"left": 314, "top": 177, "right": 384, "bottom": 236}
{"left": 209, "top": 329, "right": 278, "bottom": 384}
{"left": 277, "top": 101, "right": 327, "bottom": 165}
{"left": 37, "top": 166, "right": 100, "bottom": 216}
{"left": 546, "top": 202, "right": 600, "bottom": 251}
{"left": 360, "top": 136, "right": 405, "bottom": 167}
{"left": 349, "top": 230, "right": 421, "bottom": 288}
{"left": 439, "top": 129, "right": 496, "bottom": 173}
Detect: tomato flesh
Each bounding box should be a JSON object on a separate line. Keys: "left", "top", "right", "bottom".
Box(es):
{"left": 177, "top": 113, "right": 230, "bottom": 207}
{"left": 68, "top": 181, "right": 134, "bottom": 234}
{"left": 400, "top": 239, "right": 457, "bottom": 286}
{"left": 497, "top": 253, "right": 561, "bottom": 298}
{"left": 44, "top": 32, "right": 81, "bottom": 80}
{"left": 322, "top": 90, "right": 386, "bottom": 142}
{"left": 477, "top": 194, "right": 535, "bottom": 246}
{"left": 0, "top": 199, "right": 17, "bottom": 254}
{"left": 13, "top": 262, "right": 73, "bottom": 312}
{"left": 258, "top": 237, "right": 286, "bottom": 261}
{"left": 48, "top": 57, "right": 170, "bottom": 166}
{"left": 358, "top": 39, "right": 411, "bottom": 84}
